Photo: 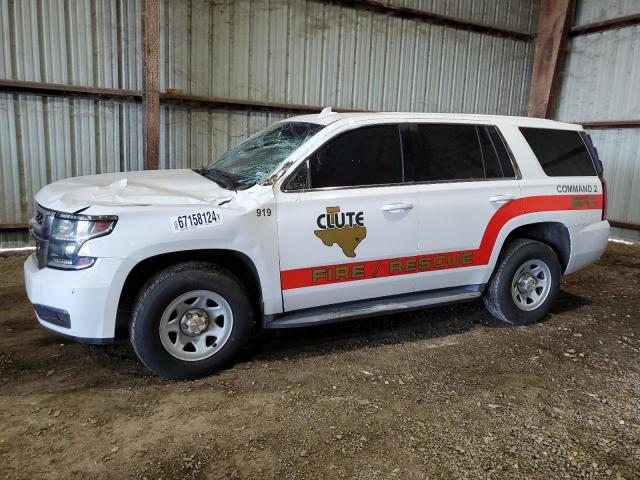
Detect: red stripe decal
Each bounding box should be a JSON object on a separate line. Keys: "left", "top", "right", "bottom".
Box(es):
{"left": 280, "top": 194, "right": 602, "bottom": 290}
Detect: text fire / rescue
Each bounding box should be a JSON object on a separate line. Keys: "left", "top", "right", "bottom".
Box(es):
{"left": 310, "top": 251, "right": 474, "bottom": 284}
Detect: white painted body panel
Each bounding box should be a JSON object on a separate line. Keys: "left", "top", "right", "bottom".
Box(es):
{"left": 277, "top": 184, "right": 419, "bottom": 310}
{"left": 24, "top": 254, "right": 135, "bottom": 340}
{"left": 414, "top": 179, "right": 523, "bottom": 290}
{"left": 23, "top": 112, "right": 610, "bottom": 341}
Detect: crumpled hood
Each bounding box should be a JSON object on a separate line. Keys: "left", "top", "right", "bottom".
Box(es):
{"left": 35, "top": 169, "right": 234, "bottom": 213}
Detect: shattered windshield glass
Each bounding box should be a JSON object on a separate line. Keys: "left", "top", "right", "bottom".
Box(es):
{"left": 204, "top": 122, "right": 324, "bottom": 189}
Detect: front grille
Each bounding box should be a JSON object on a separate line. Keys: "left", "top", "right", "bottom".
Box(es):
{"left": 30, "top": 205, "right": 55, "bottom": 269}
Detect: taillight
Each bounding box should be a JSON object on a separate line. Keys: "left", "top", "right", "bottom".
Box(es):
{"left": 599, "top": 174, "right": 608, "bottom": 220}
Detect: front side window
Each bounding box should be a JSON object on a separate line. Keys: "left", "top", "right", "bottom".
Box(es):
{"left": 204, "top": 121, "right": 324, "bottom": 189}
{"left": 306, "top": 124, "right": 404, "bottom": 189}
{"left": 413, "top": 124, "right": 515, "bottom": 182}
{"left": 520, "top": 127, "right": 597, "bottom": 177}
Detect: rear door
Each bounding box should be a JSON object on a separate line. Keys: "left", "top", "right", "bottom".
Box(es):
{"left": 276, "top": 123, "right": 420, "bottom": 312}
{"left": 409, "top": 122, "right": 523, "bottom": 292}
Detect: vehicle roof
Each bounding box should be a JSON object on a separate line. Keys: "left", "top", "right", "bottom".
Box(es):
{"left": 285, "top": 111, "right": 583, "bottom": 130}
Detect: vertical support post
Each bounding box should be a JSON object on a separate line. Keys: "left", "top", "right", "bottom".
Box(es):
{"left": 527, "top": 0, "right": 574, "bottom": 118}
{"left": 142, "top": 0, "right": 160, "bottom": 169}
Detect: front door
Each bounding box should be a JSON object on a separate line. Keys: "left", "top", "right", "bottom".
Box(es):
{"left": 276, "top": 123, "right": 419, "bottom": 312}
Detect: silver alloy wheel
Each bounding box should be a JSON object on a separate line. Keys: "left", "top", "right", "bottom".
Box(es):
{"left": 159, "top": 290, "right": 233, "bottom": 362}
{"left": 511, "top": 259, "right": 552, "bottom": 311}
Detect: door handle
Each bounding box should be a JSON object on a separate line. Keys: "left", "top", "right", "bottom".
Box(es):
{"left": 382, "top": 203, "right": 413, "bottom": 212}
{"left": 489, "top": 194, "right": 516, "bottom": 205}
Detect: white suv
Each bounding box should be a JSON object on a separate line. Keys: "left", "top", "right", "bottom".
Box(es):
{"left": 24, "top": 110, "right": 610, "bottom": 379}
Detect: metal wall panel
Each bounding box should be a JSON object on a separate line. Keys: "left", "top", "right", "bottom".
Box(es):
{"left": 0, "top": 231, "right": 32, "bottom": 251}
{"left": 159, "top": 0, "right": 534, "bottom": 111}
{"left": 159, "top": 106, "right": 289, "bottom": 170}
{"left": 159, "top": 0, "right": 535, "bottom": 170}
{"left": 586, "top": 129, "right": 640, "bottom": 225}
{"left": 574, "top": 0, "right": 640, "bottom": 26}
{"left": 0, "top": 0, "right": 143, "bottom": 230}
{"left": 555, "top": 5, "right": 640, "bottom": 229}
{"left": 0, "top": 0, "right": 141, "bottom": 88}
{"left": 384, "top": 0, "right": 538, "bottom": 33}
{"left": 0, "top": 93, "right": 143, "bottom": 224}
{"left": 555, "top": 26, "right": 640, "bottom": 123}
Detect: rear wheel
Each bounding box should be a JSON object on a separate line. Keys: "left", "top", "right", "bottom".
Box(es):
{"left": 484, "top": 239, "right": 561, "bottom": 325}
{"left": 130, "top": 262, "right": 252, "bottom": 379}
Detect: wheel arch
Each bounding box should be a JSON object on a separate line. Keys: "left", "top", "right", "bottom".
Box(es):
{"left": 115, "top": 249, "right": 263, "bottom": 337}
{"left": 500, "top": 221, "right": 571, "bottom": 273}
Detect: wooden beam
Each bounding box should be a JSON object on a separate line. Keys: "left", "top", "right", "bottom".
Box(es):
{"left": 609, "top": 220, "right": 640, "bottom": 232}
{"left": 0, "top": 79, "right": 141, "bottom": 102}
{"left": 527, "top": 0, "right": 574, "bottom": 118}
{"left": 0, "top": 79, "right": 366, "bottom": 115}
{"left": 160, "top": 92, "right": 367, "bottom": 114}
{"left": 315, "top": 0, "right": 533, "bottom": 41}
{"left": 569, "top": 13, "right": 640, "bottom": 37}
{"left": 580, "top": 120, "right": 640, "bottom": 129}
{"left": 142, "top": 0, "right": 160, "bottom": 170}
{"left": 0, "top": 223, "right": 29, "bottom": 232}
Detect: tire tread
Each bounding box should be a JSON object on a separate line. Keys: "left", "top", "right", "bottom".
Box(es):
{"left": 483, "top": 238, "right": 558, "bottom": 325}
{"left": 130, "top": 261, "right": 251, "bottom": 379}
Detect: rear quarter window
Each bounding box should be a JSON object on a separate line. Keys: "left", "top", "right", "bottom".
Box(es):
{"left": 520, "top": 127, "right": 597, "bottom": 177}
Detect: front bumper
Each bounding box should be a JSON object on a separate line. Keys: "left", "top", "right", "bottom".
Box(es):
{"left": 24, "top": 253, "right": 133, "bottom": 343}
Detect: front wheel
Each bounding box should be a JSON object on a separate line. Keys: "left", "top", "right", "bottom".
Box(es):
{"left": 484, "top": 239, "right": 561, "bottom": 325}
{"left": 130, "top": 262, "right": 253, "bottom": 379}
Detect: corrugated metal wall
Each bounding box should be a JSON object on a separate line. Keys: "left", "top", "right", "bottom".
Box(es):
{"left": 158, "top": 0, "right": 536, "bottom": 167}
{"left": 555, "top": 2, "right": 640, "bottom": 233}
{"left": 573, "top": 0, "right": 640, "bottom": 26}
{"left": 0, "top": 0, "right": 143, "bottom": 227}
{"left": 555, "top": 28, "right": 640, "bottom": 122}
{"left": 385, "top": 0, "right": 538, "bottom": 33}
{"left": 1, "top": 0, "right": 538, "bottom": 246}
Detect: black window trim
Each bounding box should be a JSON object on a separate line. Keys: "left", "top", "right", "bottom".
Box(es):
{"left": 492, "top": 124, "right": 522, "bottom": 180}
{"left": 406, "top": 122, "right": 522, "bottom": 185}
{"left": 280, "top": 122, "right": 411, "bottom": 193}
{"left": 280, "top": 122, "right": 522, "bottom": 193}
{"left": 578, "top": 130, "right": 603, "bottom": 175}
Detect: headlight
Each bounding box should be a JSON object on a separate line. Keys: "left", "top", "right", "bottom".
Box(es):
{"left": 47, "top": 212, "right": 117, "bottom": 270}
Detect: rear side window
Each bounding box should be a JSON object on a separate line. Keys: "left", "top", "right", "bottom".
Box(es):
{"left": 520, "top": 127, "right": 597, "bottom": 177}
{"left": 307, "top": 124, "right": 403, "bottom": 188}
{"left": 413, "top": 124, "right": 515, "bottom": 182}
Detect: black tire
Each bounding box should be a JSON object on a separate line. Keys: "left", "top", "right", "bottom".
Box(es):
{"left": 130, "top": 262, "right": 253, "bottom": 379}
{"left": 483, "top": 238, "right": 561, "bottom": 326}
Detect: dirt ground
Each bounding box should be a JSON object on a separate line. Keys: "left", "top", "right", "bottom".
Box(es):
{"left": 0, "top": 243, "right": 639, "bottom": 480}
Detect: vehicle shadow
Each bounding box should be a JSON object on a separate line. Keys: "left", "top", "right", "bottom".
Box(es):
{"left": 238, "top": 288, "right": 592, "bottom": 364}
{"left": 92, "top": 300, "right": 500, "bottom": 385}
{"left": 548, "top": 290, "right": 592, "bottom": 315}
{"left": 245, "top": 300, "right": 503, "bottom": 362}
{"left": 38, "top": 288, "right": 592, "bottom": 388}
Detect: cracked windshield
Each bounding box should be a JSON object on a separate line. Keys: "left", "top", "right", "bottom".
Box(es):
{"left": 204, "top": 121, "right": 324, "bottom": 189}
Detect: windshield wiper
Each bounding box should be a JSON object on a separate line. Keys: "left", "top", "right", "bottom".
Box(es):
{"left": 195, "top": 166, "right": 239, "bottom": 191}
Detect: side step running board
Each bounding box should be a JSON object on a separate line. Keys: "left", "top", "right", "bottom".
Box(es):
{"left": 265, "top": 284, "right": 484, "bottom": 329}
